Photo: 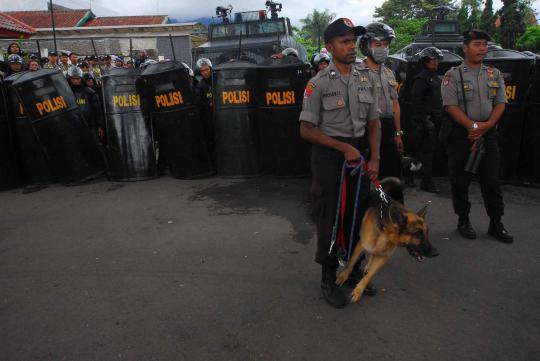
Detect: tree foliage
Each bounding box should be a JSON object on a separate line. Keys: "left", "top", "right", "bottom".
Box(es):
{"left": 480, "top": 0, "right": 496, "bottom": 35}
{"left": 299, "top": 9, "right": 336, "bottom": 51}
{"left": 516, "top": 25, "right": 540, "bottom": 51}
{"left": 374, "top": 0, "right": 452, "bottom": 24}
{"left": 292, "top": 26, "right": 319, "bottom": 60}
{"left": 389, "top": 19, "right": 429, "bottom": 54}
{"left": 496, "top": 0, "right": 537, "bottom": 48}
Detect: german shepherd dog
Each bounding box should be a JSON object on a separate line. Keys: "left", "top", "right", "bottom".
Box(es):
{"left": 336, "top": 177, "right": 438, "bottom": 303}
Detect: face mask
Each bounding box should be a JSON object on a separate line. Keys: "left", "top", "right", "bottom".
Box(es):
{"left": 371, "top": 47, "right": 389, "bottom": 64}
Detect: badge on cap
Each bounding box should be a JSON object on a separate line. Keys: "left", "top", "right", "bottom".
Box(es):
{"left": 343, "top": 18, "right": 353, "bottom": 27}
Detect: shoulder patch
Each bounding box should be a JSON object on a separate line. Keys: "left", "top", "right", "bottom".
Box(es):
{"left": 304, "top": 80, "right": 317, "bottom": 99}
{"left": 443, "top": 74, "right": 451, "bottom": 86}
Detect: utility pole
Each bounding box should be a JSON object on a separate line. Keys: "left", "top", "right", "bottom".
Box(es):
{"left": 49, "top": 0, "right": 58, "bottom": 53}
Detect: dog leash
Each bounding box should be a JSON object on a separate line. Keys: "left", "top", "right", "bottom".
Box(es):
{"left": 329, "top": 158, "right": 389, "bottom": 265}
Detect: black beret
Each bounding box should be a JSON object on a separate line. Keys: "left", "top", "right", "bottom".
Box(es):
{"left": 463, "top": 29, "right": 491, "bottom": 42}
{"left": 324, "top": 18, "right": 366, "bottom": 43}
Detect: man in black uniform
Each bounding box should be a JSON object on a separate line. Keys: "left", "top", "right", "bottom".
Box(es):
{"left": 441, "top": 30, "right": 513, "bottom": 243}
{"left": 67, "top": 66, "right": 105, "bottom": 142}
{"left": 195, "top": 58, "right": 215, "bottom": 169}
{"left": 300, "top": 18, "right": 381, "bottom": 308}
{"left": 407, "top": 46, "right": 444, "bottom": 193}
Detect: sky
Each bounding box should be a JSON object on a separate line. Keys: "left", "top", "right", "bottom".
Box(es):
{"left": 1, "top": 0, "right": 539, "bottom": 26}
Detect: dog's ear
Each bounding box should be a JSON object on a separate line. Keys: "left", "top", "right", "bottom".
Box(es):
{"left": 417, "top": 205, "right": 428, "bottom": 218}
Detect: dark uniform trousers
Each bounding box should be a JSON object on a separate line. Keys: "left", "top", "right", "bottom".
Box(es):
{"left": 311, "top": 136, "right": 370, "bottom": 269}
{"left": 446, "top": 126, "right": 504, "bottom": 218}
{"left": 379, "top": 116, "right": 404, "bottom": 203}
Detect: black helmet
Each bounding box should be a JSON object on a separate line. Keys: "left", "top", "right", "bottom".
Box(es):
{"left": 417, "top": 47, "right": 444, "bottom": 62}
{"left": 359, "top": 22, "right": 395, "bottom": 56}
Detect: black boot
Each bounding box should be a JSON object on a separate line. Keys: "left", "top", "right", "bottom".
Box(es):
{"left": 345, "top": 265, "right": 377, "bottom": 296}
{"left": 458, "top": 215, "right": 476, "bottom": 239}
{"left": 488, "top": 219, "right": 514, "bottom": 243}
{"left": 321, "top": 266, "right": 348, "bottom": 308}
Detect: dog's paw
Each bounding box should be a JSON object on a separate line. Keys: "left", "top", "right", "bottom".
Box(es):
{"left": 350, "top": 288, "right": 363, "bottom": 303}
{"left": 335, "top": 272, "right": 349, "bottom": 286}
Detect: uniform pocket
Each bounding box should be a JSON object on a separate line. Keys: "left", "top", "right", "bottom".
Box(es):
{"left": 322, "top": 96, "right": 346, "bottom": 110}
{"left": 458, "top": 80, "right": 473, "bottom": 102}
{"left": 358, "top": 90, "right": 374, "bottom": 104}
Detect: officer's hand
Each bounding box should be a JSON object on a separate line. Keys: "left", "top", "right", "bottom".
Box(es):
{"left": 367, "top": 159, "right": 379, "bottom": 182}
{"left": 98, "top": 127, "right": 105, "bottom": 140}
{"left": 468, "top": 122, "right": 490, "bottom": 141}
{"left": 343, "top": 145, "right": 361, "bottom": 162}
{"left": 395, "top": 136, "right": 404, "bottom": 155}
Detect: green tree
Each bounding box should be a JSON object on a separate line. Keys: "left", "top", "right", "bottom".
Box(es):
{"left": 374, "top": 0, "right": 452, "bottom": 24}
{"left": 516, "top": 25, "right": 540, "bottom": 52}
{"left": 497, "top": 0, "right": 537, "bottom": 48}
{"left": 389, "top": 18, "right": 429, "bottom": 53}
{"left": 480, "top": 0, "right": 496, "bottom": 35}
{"left": 299, "top": 9, "right": 336, "bottom": 51}
{"left": 457, "top": 0, "right": 482, "bottom": 32}
{"left": 292, "top": 26, "right": 319, "bottom": 60}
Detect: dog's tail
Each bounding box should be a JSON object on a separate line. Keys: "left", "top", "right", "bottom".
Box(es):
{"left": 379, "top": 177, "right": 404, "bottom": 202}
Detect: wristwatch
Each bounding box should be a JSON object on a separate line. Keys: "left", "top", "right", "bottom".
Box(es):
{"left": 395, "top": 130, "right": 404, "bottom": 137}
{"left": 470, "top": 122, "right": 478, "bottom": 130}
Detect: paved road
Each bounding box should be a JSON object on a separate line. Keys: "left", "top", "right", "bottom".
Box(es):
{"left": 1, "top": 176, "right": 539, "bottom": 361}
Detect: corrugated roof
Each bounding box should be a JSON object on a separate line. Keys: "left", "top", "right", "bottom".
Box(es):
{"left": 5, "top": 10, "right": 91, "bottom": 28}
{"left": 0, "top": 12, "right": 36, "bottom": 35}
{"left": 84, "top": 16, "right": 168, "bottom": 27}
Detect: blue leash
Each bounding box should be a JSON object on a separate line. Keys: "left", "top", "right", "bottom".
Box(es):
{"left": 329, "top": 157, "right": 365, "bottom": 264}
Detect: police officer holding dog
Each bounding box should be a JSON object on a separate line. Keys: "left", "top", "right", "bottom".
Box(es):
{"left": 441, "top": 30, "right": 513, "bottom": 243}
{"left": 300, "top": 18, "right": 381, "bottom": 309}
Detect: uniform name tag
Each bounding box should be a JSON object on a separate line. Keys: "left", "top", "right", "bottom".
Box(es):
{"left": 155, "top": 91, "right": 184, "bottom": 108}
{"left": 35, "top": 96, "right": 67, "bottom": 116}
{"left": 266, "top": 91, "right": 295, "bottom": 106}
{"left": 222, "top": 90, "right": 250, "bottom": 104}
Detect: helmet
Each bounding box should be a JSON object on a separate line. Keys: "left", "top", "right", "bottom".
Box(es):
{"left": 7, "top": 54, "right": 23, "bottom": 64}
{"left": 82, "top": 72, "right": 95, "bottom": 81}
{"left": 195, "top": 58, "right": 213, "bottom": 74}
{"left": 359, "top": 22, "right": 395, "bottom": 56}
{"left": 67, "top": 66, "right": 83, "bottom": 79}
{"left": 313, "top": 53, "right": 331, "bottom": 66}
{"left": 416, "top": 47, "right": 444, "bottom": 62}
{"left": 281, "top": 47, "right": 299, "bottom": 58}
{"left": 181, "top": 62, "right": 194, "bottom": 77}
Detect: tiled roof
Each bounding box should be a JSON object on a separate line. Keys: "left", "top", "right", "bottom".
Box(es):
{"left": 5, "top": 10, "right": 91, "bottom": 28}
{"left": 0, "top": 12, "right": 36, "bottom": 35}
{"left": 84, "top": 15, "right": 168, "bottom": 27}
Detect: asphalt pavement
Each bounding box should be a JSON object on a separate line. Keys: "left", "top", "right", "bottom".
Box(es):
{"left": 1, "top": 176, "right": 539, "bottom": 361}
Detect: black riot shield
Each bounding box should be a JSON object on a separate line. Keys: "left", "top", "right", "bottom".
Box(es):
{"left": 4, "top": 73, "right": 54, "bottom": 187}
{"left": 12, "top": 69, "right": 106, "bottom": 184}
{"left": 102, "top": 68, "right": 156, "bottom": 181}
{"left": 521, "top": 55, "right": 540, "bottom": 184}
{"left": 484, "top": 49, "right": 535, "bottom": 182}
{"left": 257, "top": 57, "right": 310, "bottom": 176}
{"left": 213, "top": 61, "right": 260, "bottom": 177}
{"left": 0, "top": 78, "right": 20, "bottom": 190}
{"left": 140, "top": 61, "right": 212, "bottom": 179}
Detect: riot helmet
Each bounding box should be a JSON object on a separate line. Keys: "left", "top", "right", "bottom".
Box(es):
{"left": 195, "top": 58, "right": 213, "bottom": 73}
{"left": 359, "top": 22, "right": 395, "bottom": 57}
{"left": 281, "top": 48, "right": 299, "bottom": 58}
{"left": 67, "top": 66, "right": 83, "bottom": 79}
{"left": 416, "top": 47, "right": 444, "bottom": 62}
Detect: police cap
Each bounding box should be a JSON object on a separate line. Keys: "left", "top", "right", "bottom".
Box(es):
{"left": 48, "top": 51, "right": 58, "bottom": 56}
{"left": 324, "top": 18, "right": 366, "bottom": 43}
{"left": 463, "top": 29, "right": 491, "bottom": 43}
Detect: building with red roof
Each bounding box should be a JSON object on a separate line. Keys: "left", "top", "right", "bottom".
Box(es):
{"left": 5, "top": 9, "right": 94, "bottom": 29}
{"left": 84, "top": 15, "right": 169, "bottom": 27}
{"left": 0, "top": 12, "right": 36, "bottom": 39}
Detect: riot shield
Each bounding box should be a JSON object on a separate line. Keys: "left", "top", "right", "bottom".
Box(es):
{"left": 484, "top": 49, "right": 534, "bottom": 181}
{"left": 4, "top": 72, "right": 53, "bottom": 187}
{"left": 102, "top": 68, "right": 157, "bottom": 181}
{"left": 0, "top": 78, "right": 20, "bottom": 190}
{"left": 521, "top": 55, "right": 540, "bottom": 184}
{"left": 213, "top": 61, "right": 261, "bottom": 177}
{"left": 140, "top": 61, "right": 212, "bottom": 179}
{"left": 257, "top": 57, "right": 310, "bottom": 176}
{"left": 12, "top": 69, "right": 106, "bottom": 184}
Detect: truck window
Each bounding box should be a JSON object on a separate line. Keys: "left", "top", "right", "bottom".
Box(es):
{"left": 212, "top": 24, "right": 247, "bottom": 38}
{"left": 248, "top": 20, "right": 285, "bottom": 35}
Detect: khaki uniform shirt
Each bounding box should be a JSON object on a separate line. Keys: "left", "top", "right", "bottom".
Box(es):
{"left": 300, "top": 61, "right": 380, "bottom": 138}
{"left": 358, "top": 61, "right": 398, "bottom": 118}
{"left": 441, "top": 63, "right": 507, "bottom": 121}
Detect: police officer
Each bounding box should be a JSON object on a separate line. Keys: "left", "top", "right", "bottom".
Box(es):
{"left": 300, "top": 18, "right": 381, "bottom": 308}
{"left": 441, "top": 30, "right": 513, "bottom": 243}
{"left": 195, "top": 58, "right": 216, "bottom": 170}
{"left": 59, "top": 51, "right": 70, "bottom": 76}
{"left": 313, "top": 53, "right": 331, "bottom": 74}
{"left": 358, "top": 22, "right": 404, "bottom": 203}
{"left": 86, "top": 55, "right": 102, "bottom": 84}
{"left": 5, "top": 54, "right": 24, "bottom": 76}
{"left": 67, "top": 66, "right": 105, "bottom": 142}
{"left": 45, "top": 51, "right": 60, "bottom": 70}
{"left": 407, "top": 46, "right": 444, "bottom": 193}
